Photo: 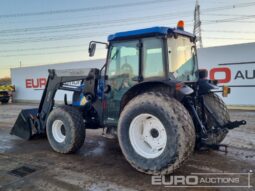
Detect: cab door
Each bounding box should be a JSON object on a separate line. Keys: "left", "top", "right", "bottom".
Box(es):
{"left": 104, "top": 40, "right": 140, "bottom": 125}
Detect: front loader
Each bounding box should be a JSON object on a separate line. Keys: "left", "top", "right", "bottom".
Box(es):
{"left": 11, "top": 21, "right": 246, "bottom": 175}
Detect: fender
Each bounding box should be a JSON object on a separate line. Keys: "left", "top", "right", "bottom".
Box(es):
{"left": 120, "top": 80, "right": 194, "bottom": 111}
{"left": 197, "top": 79, "right": 220, "bottom": 95}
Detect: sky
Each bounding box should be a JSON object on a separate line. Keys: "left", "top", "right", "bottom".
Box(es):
{"left": 0, "top": 0, "right": 255, "bottom": 78}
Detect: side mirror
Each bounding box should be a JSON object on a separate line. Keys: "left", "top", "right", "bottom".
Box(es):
{"left": 198, "top": 69, "right": 208, "bottom": 79}
{"left": 88, "top": 43, "right": 96, "bottom": 57}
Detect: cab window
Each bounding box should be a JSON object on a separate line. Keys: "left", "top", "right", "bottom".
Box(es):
{"left": 107, "top": 41, "right": 139, "bottom": 79}
{"left": 143, "top": 38, "right": 164, "bottom": 78}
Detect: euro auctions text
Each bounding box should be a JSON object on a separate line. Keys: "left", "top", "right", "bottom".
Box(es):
{"left": 151, "top": 171, "right": 253, "bottom": 188}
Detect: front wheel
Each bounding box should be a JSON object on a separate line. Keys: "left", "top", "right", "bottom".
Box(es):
{"left": 46, "top": 106, "right": 85, "bottom": 154}
{"left": 118, "top": 92, "right": 195, "bottom": 175}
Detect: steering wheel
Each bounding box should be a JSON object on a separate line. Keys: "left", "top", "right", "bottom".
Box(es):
{"left": 121, "top": 63, "right": 133, "bottom": 75}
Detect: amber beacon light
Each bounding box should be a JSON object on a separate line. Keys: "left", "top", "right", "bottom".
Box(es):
{"left": 177, "top": 20, "right": 184, "bottom": 30}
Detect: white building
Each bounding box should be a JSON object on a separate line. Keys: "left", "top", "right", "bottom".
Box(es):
{"left": 11, "top": 42, "right": 255, "bottom": 106}
{"left": 198, "top": 42, "right": 255, "bottom": 106}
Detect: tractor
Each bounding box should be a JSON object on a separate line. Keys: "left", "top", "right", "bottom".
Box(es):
{"left": 11, "top": 21, "right": 246, "bottom": 175}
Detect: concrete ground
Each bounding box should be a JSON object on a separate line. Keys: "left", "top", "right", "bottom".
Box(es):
{"left": 0, "top": 103, "right": 254, "bottom": 191}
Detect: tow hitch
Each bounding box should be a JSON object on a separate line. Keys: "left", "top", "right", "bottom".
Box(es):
{"left": 199, "top": 120, "right": 246, "bottom": 152}
{"left": 203, "top": 144, "right": 228, "bottom": 153}
{"left": 224, "top": 120, "right": 246, "bottom": 129}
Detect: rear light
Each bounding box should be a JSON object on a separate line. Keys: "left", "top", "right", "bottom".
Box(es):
{"left": 175, "top": 83, "right": 184, "bottom": 91}
{"left": 222, "top": 85, "right": 231, "bottom": 97}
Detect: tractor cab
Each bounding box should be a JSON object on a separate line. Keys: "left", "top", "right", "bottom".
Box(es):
{"left": 89, "top": 21, "right": 199, "bottom": 124}
{"left": 90, "top": 21, "right": 198, "bottom": 84}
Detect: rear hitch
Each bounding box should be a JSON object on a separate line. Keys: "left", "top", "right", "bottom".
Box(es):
{"left": 206, "top": 144, "right": 228, "bottom": 154}
{"left": 224, "top": 120, "right": 246, "bottom": 129}
{"left": 199, "top": 143, "right": 228, "bottom": 154}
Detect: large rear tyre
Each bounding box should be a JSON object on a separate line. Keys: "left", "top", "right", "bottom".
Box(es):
{"left": 118, "top": 92, "right": 195, "bottom": 175}
{"left": 46, "top": 106, "right": 85, "bottom": 154}
{"left": 203, "top": 93, "right": 230, "bottom": 144}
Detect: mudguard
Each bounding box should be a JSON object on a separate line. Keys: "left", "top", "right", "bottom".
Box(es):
{"left": 120, "top": 80, "right": 194, "bottom": 111}
{"left": 175, "top": 84, "right": 194, "bottom": 100}
{"left": 197, "top": 79, "right": 219, "bottom": 95}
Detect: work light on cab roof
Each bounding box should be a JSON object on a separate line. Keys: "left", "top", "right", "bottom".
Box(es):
{"left": 177, "top": 20, "right": 184, "bottom": 30}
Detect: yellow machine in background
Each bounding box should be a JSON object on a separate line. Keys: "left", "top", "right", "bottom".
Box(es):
{"left": 0, "top": 85, "right": 15, "bottom": 104}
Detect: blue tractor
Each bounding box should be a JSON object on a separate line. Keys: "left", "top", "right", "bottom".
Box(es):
{"left": 11, "top": 21, "right": 246, "bottom": 175}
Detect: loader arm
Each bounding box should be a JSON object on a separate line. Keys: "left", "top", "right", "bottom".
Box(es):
{"left": 11, "top": 68, "right": 100, "bottom": 140}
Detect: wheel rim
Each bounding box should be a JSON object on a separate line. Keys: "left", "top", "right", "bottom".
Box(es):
{"left": 129, "top": 113, "right": 167, "bottom": 159}
{"left": 52, "top": 120, "right": 66, "bottom": 143}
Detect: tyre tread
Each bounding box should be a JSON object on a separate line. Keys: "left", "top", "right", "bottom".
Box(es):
{"left": 118, "top": 92, "right": 195, "bottom": 175}
{"left": 47, "top": 105, "right": 85, "bottom": 154}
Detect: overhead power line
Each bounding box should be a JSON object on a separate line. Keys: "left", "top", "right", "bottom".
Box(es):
{"left": 0, "top": 2, "right": 254, "bottom": 36}
{"left": 0, "top": 18, "right": 194, "bottom": 44}
{"left": 202, "top": 2, "right": 255, "bottom": 12}
{"left": 203, "top": 15, "right": 255, "bottom": 23}
{"left": 0, "top": 44, "right": 88, "bottom": 53}
{"left": 0, "top": 0, "right": 253, "bottom": 21}
{"left": 204, "top": 37, "right": 255, "bottom": 40}
{"left": 202, "top": 30, "right": 255, "bottom": 34}
{"left": 0, "top": 13, "right": 193, "bottom": 34}
{"left": 0, "top": 48, "right": 106, "bottom": 58}
{"left": 0, "top": 0, "right": 174, "bottom": 19}
{"left": 202, "top": 13, "right": 255, "bottom": 17}
{"left": 0, "top": 1, "right": 255, "bottom": 57}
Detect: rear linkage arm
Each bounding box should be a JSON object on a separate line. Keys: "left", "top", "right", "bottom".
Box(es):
{"left": 183, "top": 96, "right": 246, "bottom": 151}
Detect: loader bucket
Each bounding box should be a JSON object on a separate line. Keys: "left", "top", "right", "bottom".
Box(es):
{"left": 10, "top": 108, "right": 38, "bottom": 140}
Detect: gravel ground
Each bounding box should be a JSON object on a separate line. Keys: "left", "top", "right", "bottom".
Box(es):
{"left": 0, "top": 103, "right": 254, "bottom": 191}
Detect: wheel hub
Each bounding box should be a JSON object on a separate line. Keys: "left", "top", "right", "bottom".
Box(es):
{"left": 60, "top": 125, "right": 66, "bottom": 135}
{"left": 52, "top": 120, "right": 66, "bottom": 143}
{"left": 129, "top": 114, "right": 167, "bottom": 159}
{"left": 150, "top": 128, "right": 159, "bottom": 138}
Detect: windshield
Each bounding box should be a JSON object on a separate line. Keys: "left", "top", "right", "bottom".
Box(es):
{"left": 168, "top": 36, "right": 198, "bottom": 81}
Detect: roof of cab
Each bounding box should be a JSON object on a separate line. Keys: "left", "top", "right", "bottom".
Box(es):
{"left": 108, "top": 26, "right": 194, "bottom": 42}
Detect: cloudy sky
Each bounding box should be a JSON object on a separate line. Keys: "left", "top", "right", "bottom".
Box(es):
{"left": 0, "top": 0, "right": 255, "bottom": 77}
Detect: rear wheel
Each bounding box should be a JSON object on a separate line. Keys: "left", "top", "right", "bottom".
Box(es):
{"left": 203, "top": 93, "right": 230, "bottom": 144}
{"left": 118, "top": 92, "right": 195, "bottom": 175}
{"left": 46, "top": 106, "right": 85, "bottom": 154}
